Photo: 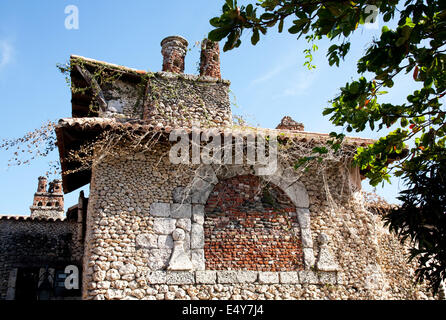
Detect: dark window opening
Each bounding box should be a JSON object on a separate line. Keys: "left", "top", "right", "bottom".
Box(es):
{"left": 15, "top": 268, "right": 39, "bottom": 300}
{"left": 14, "top": 266, "right": 82, "bottom": 300}
{"left": 173, "top": 58, "right": 181, "bottom": 68}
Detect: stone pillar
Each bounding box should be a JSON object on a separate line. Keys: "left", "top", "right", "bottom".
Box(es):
{"left": 168, "top": 228, "right": 193, "bottom": 271}
{"left": 199, "top": 39, "right": 221, "bottom": 79}
{"left": 316, "top": 233, "right": 338, "bottom": 272}
{"left": 161, "top": 35, "right": 188, "bottom": 73}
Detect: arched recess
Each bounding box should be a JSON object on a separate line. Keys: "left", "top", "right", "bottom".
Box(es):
{"left": 188, "top": 164, "right": 315, "bottom": 270}
{"left": 204, "top": 174, "right": 304, "bottom": 271}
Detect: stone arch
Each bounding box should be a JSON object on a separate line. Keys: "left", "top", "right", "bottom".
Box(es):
{"left": 187, "top": 164, "right": 315, "bottom": 270}
{"left": 204, "top": 174, "right": 304, "bottom": 271}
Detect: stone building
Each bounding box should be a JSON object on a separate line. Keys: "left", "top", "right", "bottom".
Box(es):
{"left": 0, "top": 191, "right": 86, "bottom": 300}
{"left": 0, "top": 35, "right": 441, "bottom": 300}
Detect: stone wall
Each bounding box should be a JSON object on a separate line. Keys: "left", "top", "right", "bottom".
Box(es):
{"left": 82, "top": 62, "right": 232, "bottom": 128}
{"left": 0, "top": 217, "right": 84, "bottom": 300}
{"left": 141, "top": 73, "right": 231, "bottom": 127}
{"left": 80, "top": 142, "right": 434, "bottom": 300}
{"left": 28, "top": 208, "right": 64, "bottom": 220}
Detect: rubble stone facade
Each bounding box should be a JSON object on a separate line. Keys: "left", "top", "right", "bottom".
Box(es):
{"left": 79, "top": 142, "right": 434, "bottom": 300}
{"left": 1, "top": 35, "right": 441, "bottom": 301}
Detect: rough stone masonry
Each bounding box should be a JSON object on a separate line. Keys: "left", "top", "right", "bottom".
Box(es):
{"left": 57, "top": 35, "right": 440, "bottom": 300}
{"left": 1, "top": 34, "right": 442, "bottom": 300}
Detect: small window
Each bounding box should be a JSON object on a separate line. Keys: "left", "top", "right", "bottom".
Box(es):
{"left": 46, "top": 202, "right": 52, "bottom": 207}
{"left": 38, "top": 202, "right": 42, "bottom": 207}
{"left": 173, "top": 58, "right": 181, "bottom": 68}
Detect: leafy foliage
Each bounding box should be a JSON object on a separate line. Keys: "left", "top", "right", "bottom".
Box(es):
{"left": 384, "top": 149, "right": 446, "bottom": 294}
{"left": 209, "top": 0, "right": 446, "bottom": 293}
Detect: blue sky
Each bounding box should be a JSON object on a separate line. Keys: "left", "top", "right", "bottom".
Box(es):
{"left": 0, "top": 1, "right": 419, "bottom": 215}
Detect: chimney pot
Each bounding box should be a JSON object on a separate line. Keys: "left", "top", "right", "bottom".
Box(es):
{"left": 199, "top": 39, "right": 221, "bottom": 78}
{"left": 37, "top": 176, "right": 47, "bottom": 193}
{"left": 50, "top": 179, "right": 63, "bottom": 195}
{"left": 276, "top": 116, "right": 305, "bottom": 131}
{"left": 161, "top": 35, "right": 188, "bottom": 73}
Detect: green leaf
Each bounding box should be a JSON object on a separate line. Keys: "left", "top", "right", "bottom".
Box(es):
{"left": 312, "top": 146, "right": 328, "bottom": 154}
{"left": 395, "top": 37, "right": 406, "bottom": 47}
{"left": 209, "top": 17, "right": 221, "bottom": 28}
{"left": 261, "top": 13, "right": 275, "bottom": 20}
{"left": 208, "top": 27, "right": 231, "bottom": 42}
{"left": 278, "top": 18, "right": 284, "bottom": 33}
{"left": 251, "top": 29, "right": 260, "bottom": 45}
{"left": 225, "top": 0, "right": 234, "bottom": 10}
{"left": 246, "top": 4, "right": 253, "bottom": 17}
{"left": 288, "top": 19, "right": 307, "bottom": 34}
{"left": 350, "top": 82, "right": 360, "bottom": 94}
{"left": 401, "top": 118, "right": 409, "bottom": 127}
{"left": 223, "top": 30, "right": 240, "bottom": 51}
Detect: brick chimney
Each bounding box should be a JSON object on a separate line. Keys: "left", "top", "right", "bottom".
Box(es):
{"left": 276, "top": 116, "right": 305, "bottom": 131}
{"left": 37, "top": 176, "right": 47, "bottom": 193}
{"left": 199, "top": 38, "right": 221, "bottom": 79}
{"left": 161, "top": 35, "right": 188, "bottom": 73}
{"left": 49, "top": 179, "right": 63, "bottom": 195}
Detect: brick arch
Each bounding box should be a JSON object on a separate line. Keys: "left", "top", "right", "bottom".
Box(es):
{"left": 203, "top": 174, "right": 304, "bottom": 271}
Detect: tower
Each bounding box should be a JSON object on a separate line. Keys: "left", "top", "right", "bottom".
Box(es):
{"left": 30, "top": 177, "right": 64, "bottom": 219}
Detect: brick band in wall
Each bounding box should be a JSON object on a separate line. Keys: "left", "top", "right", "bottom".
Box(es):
{"left": 204, "top": 175, "right": 304, "bottom": 271}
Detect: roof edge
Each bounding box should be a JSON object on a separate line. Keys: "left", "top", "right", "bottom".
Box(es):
{"left": 70, "top": 55, "right": 231, "bottom": 85}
